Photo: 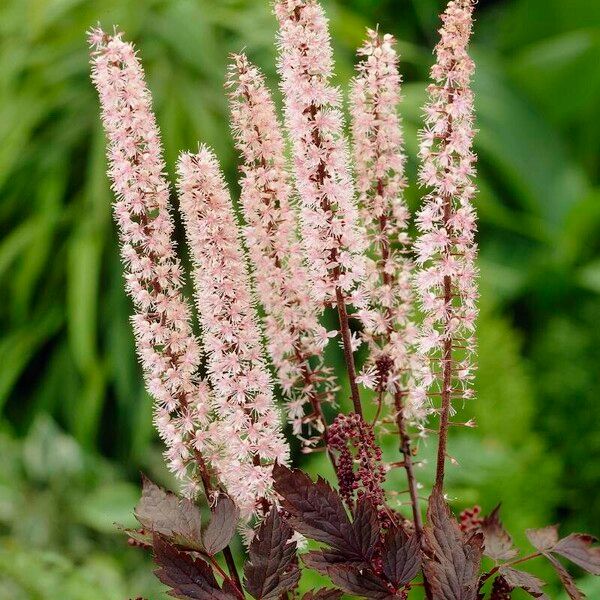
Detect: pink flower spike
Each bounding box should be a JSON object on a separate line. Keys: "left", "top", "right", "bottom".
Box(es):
{"left": 275, "top": 0, "right": 368, "bottom": 306}
{"left": 89, "top": 28, "right": 212, "bottom": 491}
{"left": 227, "top": 53, "right": 336, "bottom": 448}
{"left": 414, "top": 0, "right": 479, "bottom": 477}
{"left": 177, "top": 147, "right": 290, "bottom": 519}
{"left": 350, "top": 29, "right": 428, "bottom": 419}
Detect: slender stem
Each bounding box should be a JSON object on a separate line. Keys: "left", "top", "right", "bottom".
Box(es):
{"left": 394, "top": 391, "right": 423, "bottom": 537}
{"left": 435, "top": 315, "right": 453, "bottom": 490}
{"left": 434, "top": 85, "right": 455, "bottom": 492}
{"left": 336, "top": 285, "right": 362, "bottom": 416}
{"left": 206, "top": 555, "right": 245, "bottom": 600}
{"left": 478, "top": 552, "right": 542, "bottom": 586}
{"left": 395, "top": 389, "right": 432, "bottom": 600}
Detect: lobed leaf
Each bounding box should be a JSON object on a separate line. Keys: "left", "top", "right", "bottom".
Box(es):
{"left": 480, "top": 505, "right": 518, "bottom": 561}
{"left": 202, "top": 495, "right": 239, "bottom": 556}
{"left": 153, "top": 535, "right": 237, "bottom": 600}
{"left": 243, "top": 509, "right": 300, "bottom": 600}
{"left": 553, "top": 533, "right": 600, "bottom": 575}
{"left": 525, "top": 525, "right": 559, "bottom": 552}
{"left": 272, "top": 464, "right": 363, "bottom": 560}
{"left": 499, "top": 566, "right": 549, "bottom": 599}
{"left": 381, "top": 526, "right": 421, "bottom": 588}
{"left": 422, "top": 489, "right": 484, "bottom": 600}
{"left": 135, "top": 476, "right": 204, "bottom": 551}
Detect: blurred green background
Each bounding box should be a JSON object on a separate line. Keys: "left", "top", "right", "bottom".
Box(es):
{"left": 1, "top": 0, "right": 599, "bottom": 597}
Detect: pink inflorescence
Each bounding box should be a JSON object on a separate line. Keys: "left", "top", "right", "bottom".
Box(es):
{"left": 275, "top": 0, "right": 367, "bottom": 306}
{"left": 227, "top": 53, "right": 336, "bottom": 448}
{"left": 88, "top": 28, "right": 210, "bottom": 495}
{"left": 177, "top": 148, "right": 289, "bottom": 519}
{"left": 328, "top": 413, "right": 389, "bottom": 527}
{"left": 350, "top": 29, "right": 426, "bottom": 418}
{"left": 414, "top": 0, "right": 478, "bottom": 411}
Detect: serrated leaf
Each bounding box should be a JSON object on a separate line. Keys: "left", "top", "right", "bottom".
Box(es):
{"left": 272, "top": 464, "right": 363, "bottom": 561}
{"left": 202, "top": 495, "right": 239, "bottom": 556}
{"left": 153, "top": 535, "right": 236, "bottom": 600}
{"left": 422, "top": 489, "right": 484, "bottom": 600}
{"left": 302, "top": 588, "right": 343, "bottom": 600}
{"left": 480, "top": 505, "right": 518, "bottom": 561}
{"left": 381, "top": 526, "right": 421, "bottom": 588}
{"left": 553, "top": 533, "right": 600, "bottom": 575}
{"left": 545, "top": 554, "right": 585, "bottom": 600}
{"left": 135, "top": 476, "right": 203, "bottom": 551}
{"left": 302, "top": 549, "right": 350, "bottom": 575}
{"left": 323, "top": 564, "right": 393, "bottom": 600}
{"left": 353, "top": 497, "right": 379, "bottom": 560}
{"left": 499, "top": 566, "right": 549, "bottom": 599}
{"left": 243, "top": 509, "right": 300, "bottom": 600}
{"left": 526, "top": 525, "right": 559, "bottom": 552}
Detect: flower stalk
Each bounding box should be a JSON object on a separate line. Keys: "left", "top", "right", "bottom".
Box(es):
{"left": 415, "top": 0, "right": 478, "bottom": 490}
{"left": 275, "top": 0, "right": 367, "bottom": 417}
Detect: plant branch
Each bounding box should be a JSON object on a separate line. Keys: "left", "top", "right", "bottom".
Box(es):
{"left": 336, "top": 285, "right": 362, "bottom": 415}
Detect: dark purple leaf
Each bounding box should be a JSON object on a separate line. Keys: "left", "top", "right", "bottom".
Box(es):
{"left": 353, "top": 497, "right": 380, "bottom": 560}
{"left": 153, "top": 535, "right": 236, "bottom": 600}
{"left": 422, "top": 489, "right": 483, "bottom": 600}
{"left": 135, "top": 476, "right": 203, "bottom": 550}
{"left": 243, "top": 509, "right": 300, "bottom": 600}
{"left": 499, "top": 566, "right": 549, "bottom": 599}
{"left": 480, "top": 505, "right": 517, "bottom": 561}
{"left": 302, "top": 589, "right": 343, "bottom": 600}
{"left": 272, "top": 464, "right": 362, "bottom": 559}
{"left": 203, "top": 495, "right": 239, "bottom": 556}
{"left": 381, "top": 526, "right": 421, "bottom": 588}
{"left": 545, "top": 555, "right": 585, "bottom": 600}
{"left": 525, "top": 526, "right": 559, "bottom": 552}
{"left": 554, "top": 533, "right": 600, "bottom": 575}
{"left": 302, "top": 549, "right": 352, "bottom": 575}
{"left": 323, "top": 564, "right": 394, "bottom": 600}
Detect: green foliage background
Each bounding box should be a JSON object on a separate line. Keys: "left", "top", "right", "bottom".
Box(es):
{"left": 0, "top": 0, "right": 599, "bottom": 597}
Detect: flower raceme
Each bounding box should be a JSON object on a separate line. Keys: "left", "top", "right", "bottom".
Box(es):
{"left": 226, "top": 54, "right": 336, "bottom": 449}
{"left": 414, "top": 0, "right": 478, "bottom": 488}
{"left": 88, "top": 28, "right": 211, "bottom": 496}
{"left": 275, "top": 0, "right": 368, "bottom": 417}
{"left": 177, "top": 148, "right": 290, "bottom": 519}
{"left": 349, "top": 29, "right": 426, "bottom": 420}
{"left": 275, "top": 0, "right": 368, "bottom": 305}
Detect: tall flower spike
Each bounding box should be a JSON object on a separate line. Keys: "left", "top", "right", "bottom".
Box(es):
{"left": 227, "top": 54, "right": 336, "bottom": 449}
{"left": 88, "top": 28, "right": 211, "bottom": 496}
{"left": 275, "top": 0, "right": 367, "bottom": 415}
{"left": 350, "top": 29, "right": 426, "bottom": 537}
{"left": 177, "top": 147, "right": 290, "bottom": 519}
{"left": 414, "top": 0, "right": 478, "bottom": 489}
{"left": 350, "top": 29, "right": 423, "bottom": 415}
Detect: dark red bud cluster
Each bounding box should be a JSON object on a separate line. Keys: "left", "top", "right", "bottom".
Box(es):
{"left": 328, "top": 412, "right": 389, "bottom": 526}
